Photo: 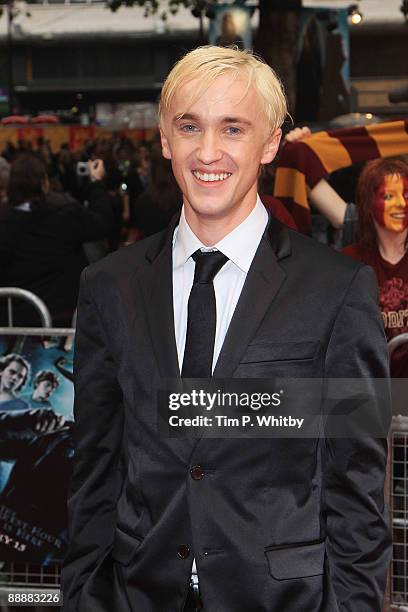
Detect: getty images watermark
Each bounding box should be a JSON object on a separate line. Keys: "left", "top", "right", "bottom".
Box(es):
{"left": 167, "top": 389, "right": 304, "bottom": 430}
{"left": 157, "top": 378, "right": 391, "bottom": 439}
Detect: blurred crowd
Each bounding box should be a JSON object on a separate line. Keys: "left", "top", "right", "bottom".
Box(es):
{"left": 0, "top": 135, "right": 182, "bottom": 327}
{"left": 1, "top": 134, "right": 182, "bottom": 242}
{"left": 0, "top": 127, "right": 408, "bottom": 376}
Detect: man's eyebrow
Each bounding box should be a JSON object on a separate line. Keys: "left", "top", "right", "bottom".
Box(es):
{"left": 172, "top": 113, "right": 198, "bottom": 124}
{"left": 221, "top": 116, "right": 253, "bottom": 126}
{"left": 171, "top": 114, "right": 253, "bottom": 126}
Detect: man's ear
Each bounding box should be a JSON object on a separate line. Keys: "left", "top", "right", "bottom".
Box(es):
{"left": 261, "top": 128, "right": 282, "bottom": 165}
{"left": 159, "top": 127, "right": 172, "bottom": 160}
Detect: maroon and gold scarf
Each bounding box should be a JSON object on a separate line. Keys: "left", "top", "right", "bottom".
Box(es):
{"left": 274, "top": 119, "right": 408, "bottom": 233}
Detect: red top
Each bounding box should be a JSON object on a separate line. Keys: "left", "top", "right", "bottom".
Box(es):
{"left": 343, "top": 243, "right": 408, "bottom": 376}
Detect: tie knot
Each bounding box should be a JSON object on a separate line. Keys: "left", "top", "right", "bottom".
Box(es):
{"left": 192, "top": 250, "right": 229, "bottom": 284}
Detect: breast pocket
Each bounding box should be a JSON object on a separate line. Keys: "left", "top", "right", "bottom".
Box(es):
{"left": 236, "top": 341, "right": 321, "bottom": 377}
{"left": 265, "top": 539, "right": 326, "bottom": 580}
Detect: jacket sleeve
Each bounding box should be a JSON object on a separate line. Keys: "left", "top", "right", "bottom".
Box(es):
{"left": 322, "top": 264, "right": 392, "bottom": 611}
{"left": 61, "top": 267, "right": 124, "bottom": 611}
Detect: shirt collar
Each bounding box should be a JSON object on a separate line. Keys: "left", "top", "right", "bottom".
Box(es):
{"left": 173, "top": 207, "right": 205, "bottom": 269}
{"left": 173, "top": 196, "right": 268, "bottom": 273}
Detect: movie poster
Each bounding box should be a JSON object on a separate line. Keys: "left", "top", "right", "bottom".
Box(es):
{"left": 295, "top": 7, "right": 350, "bottom": 121}
{"left": 0, "top": 333, "right": 74, "bottom": 564}
{"left": 208, "top": 5, "right": 252, "bottom": 51}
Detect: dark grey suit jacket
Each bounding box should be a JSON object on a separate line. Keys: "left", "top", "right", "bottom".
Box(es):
{"left": 62, "top": 213, "right": 391, "bottom": 612}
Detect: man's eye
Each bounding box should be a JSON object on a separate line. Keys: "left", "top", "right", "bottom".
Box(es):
{"left": 226, "top": 126, "right": 241, "bottom": 135}
{"left": 180, "top": 125, "right": 198, "bottom": 133}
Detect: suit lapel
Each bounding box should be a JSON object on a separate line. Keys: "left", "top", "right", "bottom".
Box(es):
{"left": 138, "top": 218, "right": 180, "bottom": 379}
{"left": 138, "top": 212, "right": 292, "bottom": 380}
{"left": 136, "top": 212, "right": 292, "bottom": 459}
{"left": 137, "top": 221, "right": 199, "bottom": 461}
{"left": 213, "top": 215, "right": 291, "bottom": 378}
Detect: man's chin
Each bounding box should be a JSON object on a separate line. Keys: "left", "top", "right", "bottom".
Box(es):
{"left": 187, "top": 200, "right": 233, "bottom": 221}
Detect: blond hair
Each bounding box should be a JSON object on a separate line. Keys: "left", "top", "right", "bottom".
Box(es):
{"left": 159, "top": 45, "right": 287, "bottom": 133}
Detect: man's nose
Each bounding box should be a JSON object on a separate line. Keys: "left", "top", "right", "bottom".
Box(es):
{"left": 196, "top": 131, "right": 222, "bottom": 164}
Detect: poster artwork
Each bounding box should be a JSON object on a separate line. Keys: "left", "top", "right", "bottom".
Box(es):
{"left": 0, "top": 335, "right": 74, "bottom": 564}
{"left": 208, "top": 5, "right": 252, "bottom": 51}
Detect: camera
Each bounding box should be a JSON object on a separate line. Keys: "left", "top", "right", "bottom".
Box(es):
{"left": 76, "top": 161, "right": 89, "bottom": 177}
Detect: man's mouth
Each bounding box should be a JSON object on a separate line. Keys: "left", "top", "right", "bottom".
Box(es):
{"left": 192, "top": 170, "right": 232, "bottom": 183}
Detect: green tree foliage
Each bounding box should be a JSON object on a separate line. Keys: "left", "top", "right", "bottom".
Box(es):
{"left": 107, "top": 0, "right": 220, "bottom": 20}
{"left": 104, "top": 0, "right": 303, "bottom": 112}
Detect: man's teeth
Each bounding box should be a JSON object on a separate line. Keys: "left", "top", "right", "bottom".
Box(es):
{"left": 193, "top": 171, "right": 231, "bottom": 182}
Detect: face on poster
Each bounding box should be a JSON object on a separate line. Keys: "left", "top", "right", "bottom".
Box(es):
{"left": 208, "top": 5, "right": 252, "bottom": 51}
{"left": 0, "top": 337, "right": 73, "bottom": 416}
{"left": 0, "top": 334, "right": 74, "bottom": 564}
{"left": 297, "top": 8, "right": 350, "bottom": 85}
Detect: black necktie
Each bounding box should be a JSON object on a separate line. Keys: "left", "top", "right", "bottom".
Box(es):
{"left": 181, "top": 250, "right": 229, "bottom": 378}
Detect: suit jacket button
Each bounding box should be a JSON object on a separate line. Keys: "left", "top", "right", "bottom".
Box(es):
{"left": 177, "top": 545, "right": 191, "bottom": 559}
{"left": 190, "top": 465, "right": 204, "bottom": 480}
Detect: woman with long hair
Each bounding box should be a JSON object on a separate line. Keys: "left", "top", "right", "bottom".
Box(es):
{"left": 343, "top": 158, "right": 408, "bottom": 375}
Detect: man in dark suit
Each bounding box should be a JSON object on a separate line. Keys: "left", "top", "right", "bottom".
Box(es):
{"left": 62, "top": 46, "right": 391, "bottom": 611}
{"left": 0, "top": 155, "right": 113, "bottom": 327}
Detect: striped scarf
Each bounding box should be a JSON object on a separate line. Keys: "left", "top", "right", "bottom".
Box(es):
{"left": 274, "top": 119, "right": 408, "bottom": 233}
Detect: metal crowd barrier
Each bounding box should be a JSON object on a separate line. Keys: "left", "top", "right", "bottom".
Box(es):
{"left": 0, "top": 288, "right": 53, "bottom": 329}
{"left": 389, "top": 334, "right": 408, "bottom": 357}
{"left": 0, "top": 288, "right": 75, "bottom": 610}
{"left": 2, "top": 291, "right": 407, "bottom": 610}
{"left": 385, "top": 336, "right": 408, "bottom": 611}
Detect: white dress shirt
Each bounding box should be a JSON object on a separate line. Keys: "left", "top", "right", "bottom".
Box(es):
{"left": 172, "top": 196, "right": 268, "bottom": 373}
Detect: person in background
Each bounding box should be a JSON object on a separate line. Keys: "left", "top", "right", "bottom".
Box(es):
{"left": 130, "top": 142, "right": 182, "bottom": 238}
{"left": 282, "top": 127, "right": 408, "bottom": 374}
{"left": 0, "top": 157, "right": 10, "bottom": 205}
{"left": 100, "top": 148, "right": 128, "bottom": 250}
{"left": 52, "top": 144, "right": 77, "bottom": 195}
{"left": 136, "top": 143, "right": 151, "bottom": 188}
{"left": 283, "top": 126, "right": 353, "bottom": 233}
{"left": 0, "top": 154, "right": 114, "bottom": 327}
{"left": 342, "top": 158, "right": 408, "bottom": 376}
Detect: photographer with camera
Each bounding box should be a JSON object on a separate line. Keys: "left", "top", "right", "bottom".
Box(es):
{"left": 0, "top": 153, "right": 114, "bottom": 327}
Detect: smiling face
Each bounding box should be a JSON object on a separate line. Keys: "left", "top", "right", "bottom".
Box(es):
{"left": 372, "top": 174, "right": 408, "bottom": 233}
{"left": 160, "top": 72, "right": 281, "bottom": 236}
